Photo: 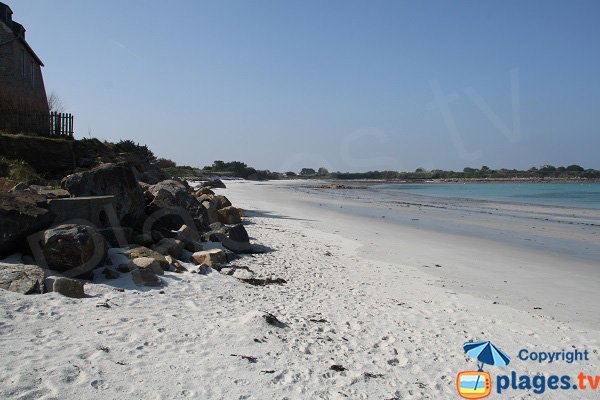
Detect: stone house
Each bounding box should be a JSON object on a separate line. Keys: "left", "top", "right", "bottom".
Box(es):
{"left": 0, "top": 2, "right": 49, "bottom": 133}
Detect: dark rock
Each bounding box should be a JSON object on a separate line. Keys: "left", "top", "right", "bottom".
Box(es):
{"left": 139, "top": 165, "right": 170, "bottom": 185}
{"left": 0, "top": 192, "right": 55, "bottom": 258}
{"left": 116, "top": 264, "right": 132, "bottom": 273}
{"left": 146, "top": 180, "right": 208, "bottom": 231}
{"left": 227, "top": 224, "right": 249, "bottom": 243}
{"left": 131, "top": 268, "right": 162, "bottom": 286}
{"left": 39, "top": 224, "right": 107, "bottom": 280}
{"left": 61, "top": 163, "right": 146, "bottom": 227}
{"left": 201, "top": 179, "right": 226, "bottom": 189}
{"left": 102, "top": 268, "right": 120, "bottom": 279}
{"left": 0, "top": 263, "right": 45, "bottom": 294}
{"left": 132, "top": 232, "right": 153, "bottom": 247}
{"left": 97, "top": 227, "right": 133, "bottom": 247}
{"left": 209, "top": 222, "right": 225, "bottom": 231}
{"left": 52, "top": 277, "right": 86, "bottom": 298}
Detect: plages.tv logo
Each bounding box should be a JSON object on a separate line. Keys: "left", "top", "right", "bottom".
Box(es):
{"left": 456, "top": 341, "right": 511, "bottom": 399}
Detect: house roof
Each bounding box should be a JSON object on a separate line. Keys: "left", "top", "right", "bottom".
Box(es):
{"left": 0, "top": 2, "right": 44, "bottom": 66}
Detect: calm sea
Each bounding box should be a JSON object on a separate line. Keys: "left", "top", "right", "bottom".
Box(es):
{"left": 374, "top": 182, "right": 600, "bottom": 209}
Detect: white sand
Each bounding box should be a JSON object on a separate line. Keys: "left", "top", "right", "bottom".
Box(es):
{"left": 0, "top": 180, "right": 599, "bottom": 399}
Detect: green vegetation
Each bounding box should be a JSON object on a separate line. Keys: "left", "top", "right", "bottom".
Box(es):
{"left": 321, "top": 165, "right": 600, "bottom": 180}
{"left": 201, "top": 160, "right": 280, "bottom": 180}
{"left": 0, "top": 156, "right": 41, "bottom": 184}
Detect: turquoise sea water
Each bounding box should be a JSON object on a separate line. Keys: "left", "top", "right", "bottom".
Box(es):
{"left": 374, "top": 182, "right": 600, "bottom": 209}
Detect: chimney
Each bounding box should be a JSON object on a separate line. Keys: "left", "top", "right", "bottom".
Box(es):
{"left": 0, "top": 2, "right": 12, "bottom": 26}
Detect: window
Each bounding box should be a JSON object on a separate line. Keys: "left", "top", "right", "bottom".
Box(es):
{"left": 31, "top": 61, "right": 35, "bottom": 88}
{"left": 21, "top": 49, "right": 25, "bottom": 77}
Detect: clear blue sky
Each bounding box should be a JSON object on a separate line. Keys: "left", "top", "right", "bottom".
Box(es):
{"left": 13, "top": 0, "right": 600, "bottom": 172}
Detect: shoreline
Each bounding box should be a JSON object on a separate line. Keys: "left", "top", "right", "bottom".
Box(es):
{"left": 226, "top": 180, "right": 600, "bottom": 330}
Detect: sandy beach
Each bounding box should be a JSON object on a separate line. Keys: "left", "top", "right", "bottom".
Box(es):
{"left": 1, "top": 180, "right": 599, "bottom": 399}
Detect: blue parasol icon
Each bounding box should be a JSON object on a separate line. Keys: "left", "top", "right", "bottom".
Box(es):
{"left": 463, "top": 341, "right": 511, "bottom": 394}
{"left": 464, "top": 341, "right": 511, "bottom": 371}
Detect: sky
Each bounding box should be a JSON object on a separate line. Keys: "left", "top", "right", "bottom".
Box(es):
{"left": 11, "top": 0, "right": 600, "bottom": 172}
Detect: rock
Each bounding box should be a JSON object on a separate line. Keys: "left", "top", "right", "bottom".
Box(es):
{"left": 139, "top": 165, "right": 170, "bottom": 185}
{"left": 227, "top": 224, "right": 249, "bottom": 242}
{"left": 165, "top": 256, "right": 187, "bottom": 273}
{"left": 196, "top": 263, "right": 212, "bottom": 275}
{"left": 97, "top": 227, "right": 133, "bottom": 247}
{"left": 209, "top": 222, "right": 225, "bottom": 231}
{"left": 102, "top": 268, "right": 120, "bottom": 279}
{"left": 0, "top": 192, "right": 55, "bottom": 258}
{"left": 132, "top": 233, "right": 154, "bottom": 247}
{"left": 152, "top": 238, "right": 185, "bottom": 259}
{"left": 146, "top": 180, "right": 208, "bottom": 230}
{"left": 191, "top": 249, "right": 226, "bottom": 267}
{"left": 0, "top": 263, "right": 45, "bottom": 294}
{"left": 39, "top": 224, "right": 107, "bottom": 280}
{"left": 8, "top": 182, "right": 27, "bottom": 192}
{"left": 194, "top": 187, "right": 214, "bottom": 196}
{"left": 201, "top": 179, "right": 226, "bottom": 189}
{"left": 217, "top": 206, "right": 242, "bottom": 225}
{"left": 130, "top": 257, "right": 164, "bottom": 275}
{"left": 184, "top": 240, "right": 203, "bottom": 253}
{"left": 177, "top": 224, "right": 201, "bottom": 242}
{"left": 131, "top": 268, "right": 162, "bottom": 286}
{"left": 197, "top": 194, "right": 213, "bottom": 202}
{"left": 26, "top": 185, "right": 70, "bottom": 199}
{"left": 123, "top": 246, "right": 169, "bottom": 269}
{"left": 213, "top": 195, "right": 232, "bottom": 210}
{"left": 209, "top": 226, "right": 251, "bottom": 253}
{"left": 52, "top": 277, "right": 86, "bottom": 298}
{"left": 61, "top": 163, "right": 146, "bottom": 227}
{"left": 202, "top": 200, "right": 219, "bottom": 225}
{"left": 116, "top": 264, "right": 132, "bottom": 273}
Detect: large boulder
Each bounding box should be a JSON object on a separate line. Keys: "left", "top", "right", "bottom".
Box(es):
{"left": 51, "top": 277, "right": 86, "bottom": 298}
{"left": 212, "top": 224, "right": 252, "bottom": 253}
{"left": 213, "top": 195, "right": 232, "bottom": 210}
{"left": 131, "top": 268, "right": 162, "bottom": 286}
{"left": 139, "top": 165, "right": 171, "bottom": 185}
{"left": 217, "top": 206, "right": 242, "bottom": 225}
{"left": 202, "top": 200, "right": 219, "bottom": 225}
{"left": 0, "top": 263, "right": 45, "bottom": 294}
{"left": 39, "top": 224, "right": 107, "bottom": 280}
{"left": 201, "top": 179, "right": 226, "bottom": 189}
{"left": 123, "top": 245, "right": 169, "bottom": 269}
{"left": 146, "top": 180, "right": 208, "bottom": 230}
{"left": 151, "top": 238, "right": 185, "bottom": 259}
{"left": 0, "top": 192, "right": 55, "bottom": 258}
{"left": 130, "top": 257, "right": 164, "bottom": 275}
{"left": 61, "top": 163, "right": 145, "bottom": 227}
{"left": 191, "top": 249, "right": 226, "bottom": 267}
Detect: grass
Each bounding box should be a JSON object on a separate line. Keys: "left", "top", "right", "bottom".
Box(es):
{"left": 0, "top": 156, "right": 41, "bottom": 185}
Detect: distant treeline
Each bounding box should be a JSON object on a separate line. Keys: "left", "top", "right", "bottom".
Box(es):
{"left": 321, "top": 165, "right": 600, "bottom": 180}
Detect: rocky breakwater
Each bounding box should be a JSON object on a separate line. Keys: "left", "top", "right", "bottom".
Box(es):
{"left": 0, "top": 164, "right": 257, "bottom": 298}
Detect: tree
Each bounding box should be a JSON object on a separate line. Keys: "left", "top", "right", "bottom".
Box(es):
{"left": 566, "top": 164, "right": 584, "bottom": 172}
{"left": 157, "top": 158, "right": 176, "bottom": 168}
{"left": 463, "top": 167, "right": 477, "bottom": 173}
{"left": 47, "top": 91, "right": 65, "bottom": 113}
{"left": 540, "top": 165, "right": 556, "bottom": 172}
{"left": 285, "top": 171, "right": 297, "bottom": 177}
{"left": 317, "top": 167, "right": 329, "bottom": 176}
{"left": 415, "top": 168, "right": 425, "bottom": 173}
{"left": 300, "top": 168, "right": 316, "bottom": 175}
